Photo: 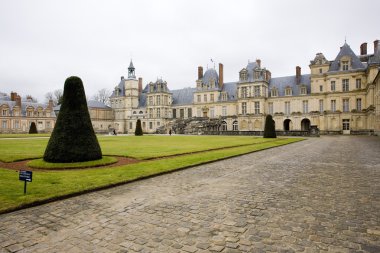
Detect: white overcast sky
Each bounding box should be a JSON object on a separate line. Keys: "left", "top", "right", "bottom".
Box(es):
{"left": 0, "top": 0, "right": 379, "bottom": 102}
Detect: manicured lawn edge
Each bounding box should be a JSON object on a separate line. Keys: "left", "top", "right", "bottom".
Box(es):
{"left": 27, "top": 156, "right": 118, "bottom": 169}
{"left": 0, "top": 138, "right": 304, "bottom": 215}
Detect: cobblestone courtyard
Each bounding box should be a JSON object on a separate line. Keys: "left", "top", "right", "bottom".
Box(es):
{"left": 1, "top": 136, "right": 379, "bottom": 253}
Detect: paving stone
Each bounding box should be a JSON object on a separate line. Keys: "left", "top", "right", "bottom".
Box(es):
{"left": 0, "top": 137, "right": 379, "bottom": 253}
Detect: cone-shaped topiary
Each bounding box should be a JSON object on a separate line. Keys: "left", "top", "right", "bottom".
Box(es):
{"left": 43, "top": 76, "right": 102, "bottom": 162}
{"left": 29, "top": 122, "right": 38, "bottom": 134}
{"left": 263, "top": 114, "right": 277, "bottom": 138}
{"left": 135, "top": 119, "right": 143, "bottom": 136}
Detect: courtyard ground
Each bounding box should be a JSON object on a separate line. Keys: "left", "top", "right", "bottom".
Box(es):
{"left": 0, "top": 136, "right": 379, "bottom": 252}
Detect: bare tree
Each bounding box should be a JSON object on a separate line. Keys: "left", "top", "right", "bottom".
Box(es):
{"left": 45, "top": 89, "right": 63, "bottom": 106}
{"left": 92, "top": 88, "right": 111, "bottom": 106}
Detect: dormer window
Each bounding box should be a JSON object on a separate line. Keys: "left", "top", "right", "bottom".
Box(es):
{"left": 342, "top": 61, "right": 349, "bottom": 71}
{"left": 300, "top": 86, "right": 307, "bottom": 95}
{"left": 271, "top": 88, "right": 278, "bottom": 97}
{"left": 239, "top": 69, "right": 248, "bottom": 82}
{"left": 285, "top": 87, "right": 292, "bottom": 96}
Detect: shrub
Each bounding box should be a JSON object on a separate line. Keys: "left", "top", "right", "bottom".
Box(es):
{"left": 29, "top": 122, "right": 38, "bottom": 134}
{"left": 43, "top": 76, "right": 102, "bottom": 162}
{"left": 135, "top": 119, "right": 143, "bottom": 136}
{"left": 263, "top": 114, "right": 276, "bottom": 138}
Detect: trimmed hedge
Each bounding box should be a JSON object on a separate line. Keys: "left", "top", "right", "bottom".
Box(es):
{"left": 264, "top": 114, "right": 277, "bottom": 138}
{"left": 135, "top": 119, "right": 143, "bottom": 136}
{"left": 43, "top": 76, "right": 102, "bottom": 162}
{"left": 29, "top": 122, "right": 38, "bottom": 134}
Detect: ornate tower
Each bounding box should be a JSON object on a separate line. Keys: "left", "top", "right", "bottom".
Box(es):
{"left": 128, "top": 60, "right": 136, "bottom": 79}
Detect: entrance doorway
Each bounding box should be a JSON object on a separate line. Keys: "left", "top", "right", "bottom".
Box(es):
{"left": 301, "top": 118, "right": 311, "bottom": 131}
{"left": 342, "top": 119, "right": 350, "bottom": 134}
{"left": 284, "top": 119, "right": 291, "bottom": 131}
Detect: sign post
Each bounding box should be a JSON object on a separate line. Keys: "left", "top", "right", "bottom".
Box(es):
{"left": 19, "top": 170, "right": 33, "bottom": 194}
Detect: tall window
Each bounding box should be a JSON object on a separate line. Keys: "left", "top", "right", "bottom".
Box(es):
{"left": 210, "top": 107, "right": 215, "bottom": 118}
{"left": 149, "top": 96, "right": 153, "bottom": 105}
{"left": 356, "top": 98, "right": 362, "bottom": 111}
{"left": 342, "top": 61, "right": 349, "bottom": 71}
{"left": 285, "top": 88, "right": 292, "bottom": 96}
{"left": 319, "top": 100, "right": 324, "bottom": 113}
{"left": 342, "top": 79, "right": 349, "bottom": 92}
{"left": 129, "top": 122, "right": 133, "bottom": 129}
{"left": 157, "top": 108, "right": 161, "bottom": 118}
{"left": 45, "top": 121, "right": 49, "bottom": 129}
{"left": 149, "top": 122, "right": 153, "bottom": 129}
{"left": 232, "top": 121, "right": 238, "bottom": 131}
{"left": 2, "top": 120, "right": 7, "bottom": 129}
{"left": 271, "top": 88, "right": 278, "bottom": 97}
{"left": 241, "top": 87, "right": 248, "bottom": 98}
{"left": 204, "top": 94, "right": 207, "bottom": 102}
{"left": 254, "top": 102, "right": 260, "bottom": 114}
{"left": 172, "top": 109, "right": 176, "bottom": 118}
{"left": 331, "top": 100, "right": 336, "bottom": 112}
{"left": 149, "top": 108, "right": 153, "bottom": 118}
{"left": 254, "top": 86, "right": 260, "bottom": 97}
{"left": 268, "top": 102, "right": 273, "bottom": 115}
{"left": 301, "top": 87, "right": 307, "bottom": 95}
{"left": 156, "top": 96, "right": 161, "bottom": 105}
{"left": 222, "top": 106, "right": 227, "bottom": 116}
{"left": 2, "top": 109, "right": 7, "bottom": 116}
{"left": 302, "top": 100, "right": 309, "bottom": 113}
{"left": 242, "top": 102, "right": 247, "bottom": 115}
{"left": 331, "top": 81, "right": 336, "bottom": 91}
{"left": 285, "top": 101, "right": 291, "bottom": 115}
{"left": 319, "top": 86, "right": 323, "bottom": 92}
{"left": 210, "top": 94, "right": 214, "bottom": 102}
{"left": 197, "top": 108, "right": 201, "bottom": 117}
{"left": 197, "top": 95, "right": 201, "bottom": 102}
{"left": 221, "top": 93, "right": 227, "bottom": 101}
{"left": 356, "top": 79, "right": 362, "bottom": 89}
{"left": 180, "top": 109, "right": 184, "bottom": 118}
{"left": 343, "top": 99, "right": 349, "bottom": 112}
{"left": 188, "top": 108, "right": 192, "bottom": 118}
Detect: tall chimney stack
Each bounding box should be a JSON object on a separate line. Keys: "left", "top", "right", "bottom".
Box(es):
{"left": 219, "top": 63, "right": 224, "bottom": 90}
{"left": 48, "top": 99, "right": 54, "bottom": 109}
{"left": 138, "top": 77, "right": 143, "bottom": 95}
{"left": 15, "top": 95, "right": 21, "bottom": 107}
{"left": 374, "top": 40, "right": 379, "bottom": 54}
{"left": 360, "top": 42, "right": 367, "bottom": 55}
{"left": 10, "top": 92, "right": 17, "bottom": 101}
{"left": 296, "top": 66, "right": 301, "bottom": 85}
{"left": 256, "top": 59, "right": 261, "bottom": 68}
{"left": 198, "top": 66, "right": 203, "bottom": 80}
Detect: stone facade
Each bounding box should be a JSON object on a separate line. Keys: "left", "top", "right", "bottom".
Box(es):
{"left": 110, "top": 40, "right": 380, "bottom": 135}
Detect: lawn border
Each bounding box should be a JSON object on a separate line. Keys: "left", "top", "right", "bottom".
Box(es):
{"left": 0, "top": 138, "right": 304, "bottom": 215}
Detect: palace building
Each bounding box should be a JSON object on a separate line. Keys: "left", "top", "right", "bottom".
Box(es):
{"left": 110, "top": 40, "right": 380, "bottom": 135}
{"left": 1, "top": 40, "right": 380, "bottom": 135}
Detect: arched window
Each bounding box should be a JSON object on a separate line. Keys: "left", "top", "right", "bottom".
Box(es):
{"left": 232, "top": 121, "right": 238, "bottom": 131}
{"left": 271, "top": 88, "right": 278, "bottom": 97}
{"left": 221, "top": 121, "right": 227, "bottom": 131}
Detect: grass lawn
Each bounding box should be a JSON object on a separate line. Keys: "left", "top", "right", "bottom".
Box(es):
{"left": 1, "top": 135, "right": 275, "bottom": 162}
{"left": 0, "top": 136, "right": 303, "bottom": 213}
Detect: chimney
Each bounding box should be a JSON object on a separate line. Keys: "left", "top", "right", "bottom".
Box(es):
{"left": 15, "top": 95, "right": 21, "bottom": 107}
{"left": 219, "top": 63, "right": 224, "bottom": 90}
{"left": 296, "top": 66, "right": 301, "bottom": 85}
{"left": 374, "top": 40, "right": 379, "bottom": 54}
{"left": 198, "top": 66, "right": 203, "bottom": 80}
{"left": 48, "top": 99, "right": 54, "bottom": 109}
{"left": 138, "top": 77, "right": 143, "bottom": 94}
{"left": 10, "top": 92, "right": 17, "bottom": 101}
{"left": 256, "top": 59, "right": 261, "bottom": 68}
{"left": 360, "top": 42, "right": 367, "bottom": 55}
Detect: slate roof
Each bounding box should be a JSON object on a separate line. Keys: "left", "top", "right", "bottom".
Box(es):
{"left": 222, "top": 82, "right": 238, "bottom": 101}
{"left": 269, "top": 74, "right": 311, "bottom": 97}
{"left": 53, "top": 100, "right": 111, "bottom": 111}
{"left": 172, "top": 87, "right": 196, "bottom": 105}
{"left": 202, "top": 68, "right": 219, "bottom": 89}
{"left": 328, "top": 43, "right": 365, "bottom": 72}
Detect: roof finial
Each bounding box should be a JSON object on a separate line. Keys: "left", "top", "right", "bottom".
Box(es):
{"left": 345, "top": 36, "right": 347, "bottom": 44}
